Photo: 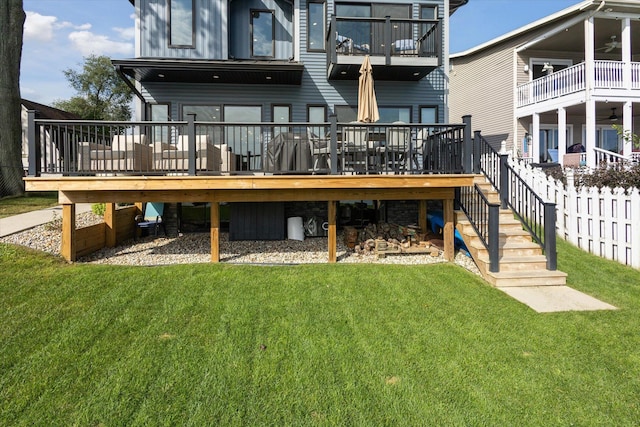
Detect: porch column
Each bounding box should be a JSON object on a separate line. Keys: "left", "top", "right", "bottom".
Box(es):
{"left": 585, "top": 17, "right": 597, "bottom": 168}
{"left": 558, "top": 107, "right": 567, "bottom": 162}
{"left": 211, "top": 202, "right": 220, "bottom": 262}
{"left": 61, "top": 203, "right": 76, "bottom": 262}
{"left": 105, "top": 203, "right": 117, "bottom": 248}
{"left": 622, "top": 18, "right": 632, "bottom": 89}
{"left": 623, "top": 101, "right": 633, "bottom": 156}
{"left": 327, "top": 200, "right": 337, "bottom": 263}
{"left": 532, "top": 113, "right": 540, "bottom": 163}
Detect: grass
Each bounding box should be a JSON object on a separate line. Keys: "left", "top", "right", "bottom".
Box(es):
{"left": 0, "top": 192, "right": 58, "bottom": 218}
{"left": 1, "top": 240, "right": 640, "bottom": 425}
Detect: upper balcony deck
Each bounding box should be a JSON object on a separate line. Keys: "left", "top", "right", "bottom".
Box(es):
{"left": 326, "top": 15, "right": 441, "bottom": 81}
{"left": 517, "top": 60, "right": 640, "bottom": 111}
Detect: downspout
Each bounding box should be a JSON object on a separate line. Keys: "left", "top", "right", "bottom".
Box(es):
{"left": 114, "top": 64, "right": 148, "bottom": 120}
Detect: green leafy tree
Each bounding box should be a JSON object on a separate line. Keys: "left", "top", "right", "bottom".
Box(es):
{"left": 0, "top": 0, "right": 26, "bottom": 197}
{"left": 53, "top": 55, "right": 133, "bottom": 121}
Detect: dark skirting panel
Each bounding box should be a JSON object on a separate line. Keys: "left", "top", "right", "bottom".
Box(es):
{"left": 229, "top": 202, "right": 285, "bottom": 241}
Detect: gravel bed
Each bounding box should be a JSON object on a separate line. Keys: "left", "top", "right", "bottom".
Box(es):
{"left": 1, "top": 213, "right": 481, "bottom": 274}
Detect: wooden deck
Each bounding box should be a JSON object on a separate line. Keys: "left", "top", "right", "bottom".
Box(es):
{"left": 25, "top": 174, "right": 477, "bottom": 263}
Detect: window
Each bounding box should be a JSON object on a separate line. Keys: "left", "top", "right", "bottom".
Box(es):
{"left": 169, "top": 0, "right": 194, "bottom": 47}
{"left": 251, "top": 10, "right": 275, "bottom": 58}
{"left": 224, "top": 106, "right": 262, "bottom": 167}
{"left": 308, "top": 105, "right": 327, "bottom": 137}
{"left": 420, "top": 5, "right": 437, "bottom": 19}
{"left": 182, "top": 105, "right": 221, "bottom": 142}
{"left": 307, "top": 0, "right": 326, "bottom": 51}
{"left": 150, "top": 104, "right": 171, "bottom": 144}
{"left": 420, "top": 106, "right": 438, "bottom": 123}
{"left": 335, "top": 105, "right": 357, "bottom": 123}
{"left": 379, "top": 107, "right": 411, "bottom": 123}
{"left": 272, "top": 105, "right": 291, "bottom": 137}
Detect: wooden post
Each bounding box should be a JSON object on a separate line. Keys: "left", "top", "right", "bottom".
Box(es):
{"left": 134, "top": 202, "right": 143, "bottom": 238}
{"left": 443, "top": 198, "right": 454, "bottom": 261}
{"left": 328, "top": 200, "right": 337, "bottom": 263}
{"left": 419, "top": 200, "right": 427, "bottom": 235}
{"left": 105, "top": 203, "right": 117, "bottom": 247}
{"left": 61, "top": 203, "right": 76, "bottom": 262}
{"left": 210, "top": 201, "right": 220, "bottom": 262}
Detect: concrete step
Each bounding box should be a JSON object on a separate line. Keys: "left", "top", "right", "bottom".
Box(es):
{"left": 468, "top": 239, "right": 543, "bottom": 257}
{"left": 476, "top": 254, "right": 549, "bottom": 272}
{"left": 485, "top": 270, "right": 568, "bottom": 287}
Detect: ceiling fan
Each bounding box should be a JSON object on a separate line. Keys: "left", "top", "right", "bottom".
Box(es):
{"left": 598, "top": 107, "right": 619, "bottom": 123}
{"left": 597, "top": 35, "right": 621, "bottom": 53}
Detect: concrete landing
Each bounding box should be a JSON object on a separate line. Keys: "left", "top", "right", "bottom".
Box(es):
{"left": 499, "top": 286, "right": 617, "bottom": 313}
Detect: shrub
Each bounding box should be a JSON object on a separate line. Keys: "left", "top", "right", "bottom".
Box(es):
{"left": 91, "top": 203, "right": 106, "bottom": 216}
{"left": 573, "top": 162, "right": 640, "bottom": 191}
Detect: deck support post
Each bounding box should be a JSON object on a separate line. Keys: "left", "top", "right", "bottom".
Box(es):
{"left": 443, "top": 198, "right": 454, "bottom": 262}
{"left": 419, "top": 200, "right": 428, "bottom": 235}
{"left": 328, "top": 200, "right": 337, "bottom": 263}
{"left": 211, "top": 201, "right": 220, "bottom": 262}
{"left": 105, "top": 203, "right": 117, "bottom": 247}
{"left": 61, "top": 203, "right": 76, "bottom": 262}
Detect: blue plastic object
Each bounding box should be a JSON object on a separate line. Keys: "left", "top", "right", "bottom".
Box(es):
{"left": 426, "top": 210, "right": 469, "bottom": 254}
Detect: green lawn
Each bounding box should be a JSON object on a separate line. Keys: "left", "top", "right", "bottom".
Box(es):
{"left": 1, "top": 240, "right": 639, "bottom": 426}
{"left": 0, "top": 193, "right": 58, "bottom": 218}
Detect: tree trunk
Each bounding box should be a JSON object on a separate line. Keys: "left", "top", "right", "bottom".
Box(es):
{"left": 0, "top": 0, "right": 25, "bottom": 197}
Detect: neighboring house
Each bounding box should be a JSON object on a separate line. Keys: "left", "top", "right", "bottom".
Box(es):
{"left": 115, "top": 0, "right": 466, "bottom": 132}
{"left": 450, "top": 0, "right": 640, "bottom": 168}
{"left": 20, "top": 99, "right": 80, "bottom": 172}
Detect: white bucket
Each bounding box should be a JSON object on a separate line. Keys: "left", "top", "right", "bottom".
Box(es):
{"left": 287, "top": 217, "right": 305, "bottom": 241}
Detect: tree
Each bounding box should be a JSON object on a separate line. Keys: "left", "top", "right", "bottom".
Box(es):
{"left": 0, "top": 0, "right": 26, "bottom": 197}
{"left": 53, "top": 55, "right": 134, "bottom": 121}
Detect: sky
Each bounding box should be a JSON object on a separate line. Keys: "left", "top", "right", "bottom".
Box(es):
{"left": 21, "top": 0, "right": 582, "bottom": 105}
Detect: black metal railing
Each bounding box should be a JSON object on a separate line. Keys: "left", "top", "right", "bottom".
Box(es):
{"left": 458, "top": 184, "right": 500, "bottom": 272}
{"left": 465, "top": 131, "right": 557, "bottom": 271}
{"left": 25, "top": 111, "right": 469, "bottom": 177}
{"left": 328, "top": 15, "right": 441, "bottom": 63}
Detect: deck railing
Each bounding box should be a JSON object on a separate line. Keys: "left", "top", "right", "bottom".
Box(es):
{"left": 517, "top": 61, "right": 640, "bottom": 107}
{"left": 328, "top": 15, "right": 440, "bottom": 63}
{"left": 25, "top": 111, "right": 468, "bottom": 177}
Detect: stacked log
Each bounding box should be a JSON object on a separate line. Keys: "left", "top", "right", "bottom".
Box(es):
{"left": 345, "top": 222, "right": 442, "bottom": 257}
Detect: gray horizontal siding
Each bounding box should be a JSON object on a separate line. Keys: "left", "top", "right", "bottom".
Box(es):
{"left": 139, "top": 0, "right": 447, "bottom": 123}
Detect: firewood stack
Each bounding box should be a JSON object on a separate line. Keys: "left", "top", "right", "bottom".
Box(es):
{"left": 344, "top": 222, "right": 442, "bottom": 257}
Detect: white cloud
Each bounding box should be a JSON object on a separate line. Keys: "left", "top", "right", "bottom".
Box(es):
{"left": 24, "top": 11, "right": 57, "bottom": 41}
{"left": 68, "top": 31, "right": 134, "bottom": 56}
{"left": 113, "top": 26, "right": 135, "bottom": 40}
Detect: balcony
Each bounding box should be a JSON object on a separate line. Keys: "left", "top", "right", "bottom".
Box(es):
{"left": 25, "top": 114, "right": 468, "bottom": 177}
{"left": 517, "top": 61, "right": 640, "bottom": 108}
{"left": 326, "top": 15, "right": 441, "bottom": 81}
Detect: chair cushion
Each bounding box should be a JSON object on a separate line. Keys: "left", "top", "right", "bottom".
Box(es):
{"left": 162, "top": 150, "right": 189, "bottom": 159}
{"left": 90, "top": 150, "right": 125, "bottom": 160}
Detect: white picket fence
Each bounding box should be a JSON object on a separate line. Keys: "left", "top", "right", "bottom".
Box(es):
{"left": 509, "top": 159, "right": 640, "bottom": 269}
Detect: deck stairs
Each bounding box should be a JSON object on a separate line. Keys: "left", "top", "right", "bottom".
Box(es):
{"left": 456, "top": 178, "right": 567, "bottom": 287}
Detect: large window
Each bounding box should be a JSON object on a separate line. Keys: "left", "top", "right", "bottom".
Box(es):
{"left": 336, "top": 105, "right": 411, "bottom": 123}
{"left": 182, "top": 105, "right": 221, "bottom": 143}
{"left": 169, "top": 0, "right": 194, "bottom": 47}
{"left": 420, "top": 106, "right": 438, "bottom": 123}
{"left": 307, "top": 0, "right": 326, "bottom": 51}
{"left": 251, "top": 10, "right": 275, "bottom": 57}
{"left": 224, "top": 105, "right": 262, "bottom": 167}
{"left": 272, "top": 105, "right": 291, "bottom": 137}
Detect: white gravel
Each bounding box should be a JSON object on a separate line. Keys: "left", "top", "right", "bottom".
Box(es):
{"left": 1, "top": 211, "right": 481, "bottom": 274}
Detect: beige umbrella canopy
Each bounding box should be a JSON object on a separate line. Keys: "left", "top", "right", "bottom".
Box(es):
{"left": 357, "top": 55, "right": 379, "bottom": 123}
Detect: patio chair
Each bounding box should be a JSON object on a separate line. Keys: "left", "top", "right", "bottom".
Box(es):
{"left": 308, "top": 127, "right": 338, "bottom": 172}
{"left": 89, "top": 134, "right": 152, "bottom": 172}
{"left": 135, "top": 202, "right": 166, "bottom": 237}
{"left": 162, "top": 134, "right": 220, "bottom": 172}
{"left": 342, "top": 126, "right": 370, "bottom": 173}
{"left": 379, "top": 124, "right": 410, "bottom": 172}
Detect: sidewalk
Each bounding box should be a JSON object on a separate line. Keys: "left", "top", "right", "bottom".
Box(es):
{"left": 0, "top": 203, "right": 93, "bottom": 238}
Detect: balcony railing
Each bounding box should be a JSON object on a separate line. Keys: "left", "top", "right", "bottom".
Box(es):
{"left": 25, "top": 111, "right": 469, "bottom": 177}
{"left": 517, "top": 61, "right": 640, "bottom": 107}
{"left": 328, "top": 15, "right": 440, "bottom": 62}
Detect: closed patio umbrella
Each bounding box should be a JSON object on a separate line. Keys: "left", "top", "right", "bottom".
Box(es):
{"left": 357, "top": 55, "right": 379, "bottom": 123}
